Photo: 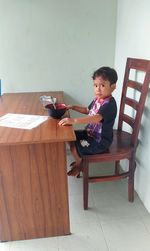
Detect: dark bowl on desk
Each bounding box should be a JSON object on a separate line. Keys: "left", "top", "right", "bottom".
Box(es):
{"left": 45, "top": 103, "right": 67, "bottom": 119}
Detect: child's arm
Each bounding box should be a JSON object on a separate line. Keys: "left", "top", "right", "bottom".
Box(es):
{"left": 58, "top": 114, "right": 103, "bottom": 126}
{"left": 67, "top": 105, "right": 89, "bottom": 115}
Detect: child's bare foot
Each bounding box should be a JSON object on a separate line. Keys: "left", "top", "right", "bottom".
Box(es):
{"left": 67, "top": 161, "right": 83, "bottom": 177}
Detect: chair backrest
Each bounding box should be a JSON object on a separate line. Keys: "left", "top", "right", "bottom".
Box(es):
{"left": 118, "top": 58, "right": 150, "bottom": 147}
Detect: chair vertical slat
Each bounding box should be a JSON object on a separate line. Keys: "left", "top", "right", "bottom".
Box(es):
{"left": 118, "top": 58, "right": 131, "bottom": 130}
{"left": 131, "top": 67, "right": 150, "bottom": 145}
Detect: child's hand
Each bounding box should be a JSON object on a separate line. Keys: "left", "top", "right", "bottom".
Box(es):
{"left": 66, "top": 105, "right": 73, "bottom": 110}
{"left": 58, "top": 117, "right": 75, "bottom": 126}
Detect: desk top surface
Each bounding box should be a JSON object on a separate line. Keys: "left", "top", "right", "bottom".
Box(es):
{"left": 0, "top": 91, "right": 75, "bottom": 145}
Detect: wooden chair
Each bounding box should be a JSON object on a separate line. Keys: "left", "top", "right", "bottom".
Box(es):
{"left": 82, "top": 57, "right": 150, "bottom": 210}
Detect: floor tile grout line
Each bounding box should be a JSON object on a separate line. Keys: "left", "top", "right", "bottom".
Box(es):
{"left": 133, "top": 202, "right": 150, "bottom": 235}
{"left": 97, "top": 220, "right": 111, "bottom": 251}
{"left": 140, "top": 217, "right": 150, "bottom": 236}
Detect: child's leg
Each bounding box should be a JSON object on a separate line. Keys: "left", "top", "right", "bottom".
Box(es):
{"left": 67, "top": 130, "right": 90, "bottom": 176}
{"left": 68, "top": 141, "right": 82, "bottom": 163}
{"left": 67, "top": 142, "right": 83, "bottom": 176}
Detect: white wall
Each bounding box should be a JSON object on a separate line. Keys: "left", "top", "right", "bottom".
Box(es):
{"left": 115, "top": 0, "right": 150, "bottom": 212}
{"left": 0, "top": 0, "right": 117, "bottom": 106}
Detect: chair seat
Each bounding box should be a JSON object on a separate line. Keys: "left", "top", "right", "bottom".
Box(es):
{"left": 83, "top": 129, "right": 134, "bottom": 162}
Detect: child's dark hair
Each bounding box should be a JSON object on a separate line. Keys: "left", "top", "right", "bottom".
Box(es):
{"left": 92, "top": 66, "right": 118, "bottom": 85}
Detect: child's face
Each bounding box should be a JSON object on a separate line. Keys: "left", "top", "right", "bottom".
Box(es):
{"left": 93, "top": 76, "right": 116, "bottom": 99}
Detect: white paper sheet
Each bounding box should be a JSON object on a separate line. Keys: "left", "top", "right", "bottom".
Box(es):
{"left": 0, "top": 113, "right": 49, "bottom": 130}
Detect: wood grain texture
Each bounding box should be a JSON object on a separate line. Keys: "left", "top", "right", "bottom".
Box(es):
{"left": 0, "top": 91, "right": 75, "bottom": 241}
{"left": 0, "top": 92, "right": 75, "bottom": 145}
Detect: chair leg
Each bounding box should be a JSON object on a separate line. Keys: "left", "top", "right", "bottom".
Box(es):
{"left": 83, "top": 160, "right": 89, "bottom": 210}
{"left": 115, "top": 161, "right": 120, "bottom": 175}
{"left": 128, "top": 158, "right": 136, "bottom": 202}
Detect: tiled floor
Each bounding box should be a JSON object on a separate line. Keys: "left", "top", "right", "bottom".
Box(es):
{"left": 1, "top": 153, "right": 150, "bottom": 251}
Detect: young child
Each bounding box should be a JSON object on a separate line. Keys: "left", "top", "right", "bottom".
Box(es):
{"left": 59, "top": 66, "right": 118, "bottom": 177}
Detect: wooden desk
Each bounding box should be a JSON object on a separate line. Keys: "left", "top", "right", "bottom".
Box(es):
{"left": 0, "top": 91, "right": 75, "bottom": 241}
